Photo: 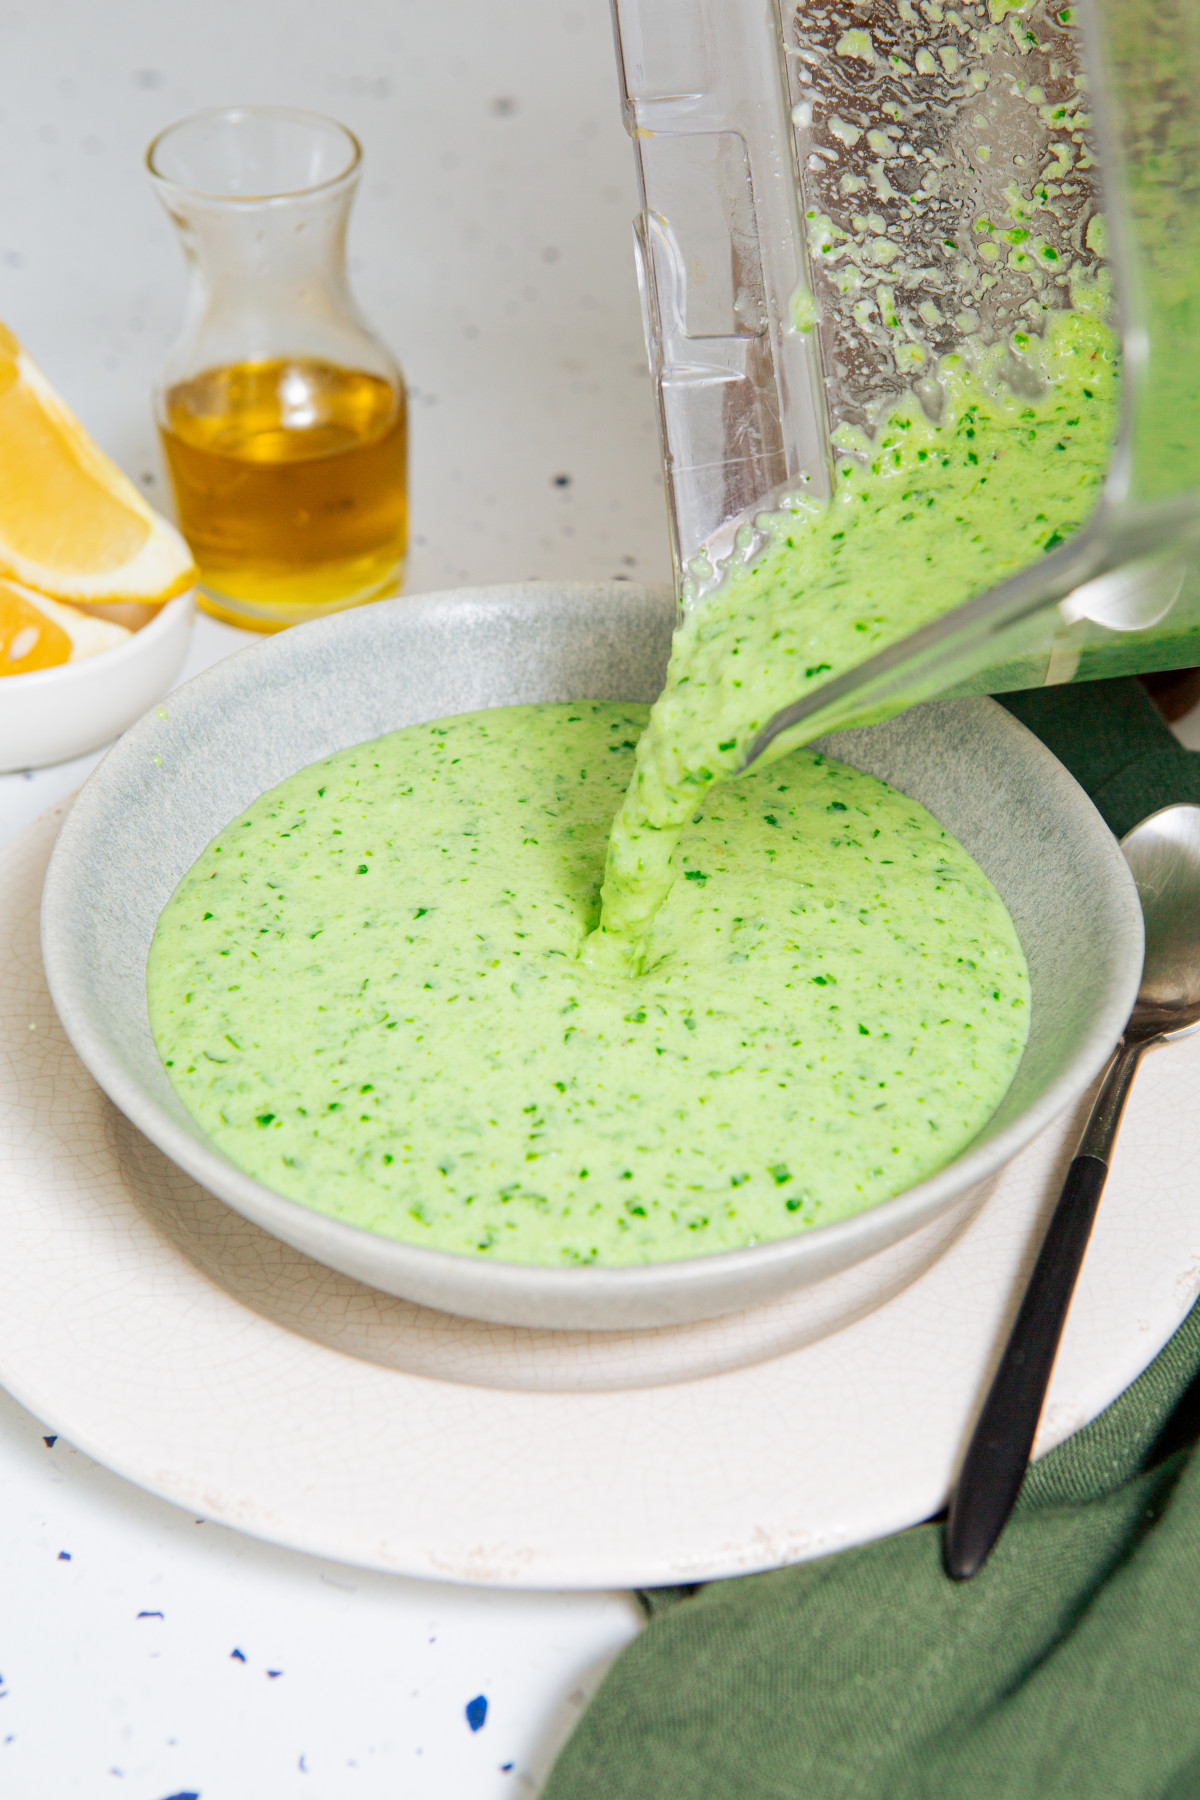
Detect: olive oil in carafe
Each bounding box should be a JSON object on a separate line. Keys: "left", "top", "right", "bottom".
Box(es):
{"left": 159, "top": 357, "right": 406, "bottom": 630}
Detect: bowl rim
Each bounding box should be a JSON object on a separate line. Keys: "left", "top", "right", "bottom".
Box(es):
{"left": 2, "top": 589, "right": 194, "bottom": 692}
{"left": 40, "top": 580, "right": 1145, "bottom": 1308}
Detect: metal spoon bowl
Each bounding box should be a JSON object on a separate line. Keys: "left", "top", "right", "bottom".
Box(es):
{"left": 946, "top": 803, "right": 1200, "bottom": 1580}
{"left": 1121, "top": 805, "right": 1200, "bottom": 1044}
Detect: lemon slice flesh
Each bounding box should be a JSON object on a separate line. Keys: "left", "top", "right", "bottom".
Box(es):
{"left": 0, "top": 577, "right": 132, "bottom": 675}
{"left": 0, "top": 322, "right": 195, "bottom": 604}
{"left": 0, "top": 578, "right": 71, "bottom": 673}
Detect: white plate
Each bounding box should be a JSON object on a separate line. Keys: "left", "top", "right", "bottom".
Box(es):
{"left": 5, "top": 803, "right": 1200, "bottom": 1588}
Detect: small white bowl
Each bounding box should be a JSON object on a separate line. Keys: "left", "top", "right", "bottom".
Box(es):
{"left": 0, "top": 590, "right": 194, "bottom": 773}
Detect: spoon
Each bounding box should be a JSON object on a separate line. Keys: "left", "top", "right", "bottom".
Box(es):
{"left": 945, "top": 802, "right": 1200, "bottom": 1581}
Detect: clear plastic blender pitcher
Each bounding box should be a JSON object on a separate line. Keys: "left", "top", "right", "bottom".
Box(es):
{"left": 607, "top": 0, "right": 1200, "bottom": 750}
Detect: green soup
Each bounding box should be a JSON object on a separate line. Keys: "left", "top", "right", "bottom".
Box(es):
{"left": 148, "top": 702, "right": 1029, "bottom": 1266}
{"left": 589, "top": 301, "right": 1118, "bottom": 965}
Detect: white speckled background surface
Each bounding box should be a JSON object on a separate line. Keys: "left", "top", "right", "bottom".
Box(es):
{"left": 3, "top": 2, "right": 1200, "bottom": 1797}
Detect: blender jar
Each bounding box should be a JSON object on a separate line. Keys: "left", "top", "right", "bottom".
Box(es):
{"left": 607, "top": 0, "right": 1200, "bottom": 747}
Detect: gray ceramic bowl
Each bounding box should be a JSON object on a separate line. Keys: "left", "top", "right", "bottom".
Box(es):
{"left": 41, "top": 583, "right": 1143, "bottom": 1331}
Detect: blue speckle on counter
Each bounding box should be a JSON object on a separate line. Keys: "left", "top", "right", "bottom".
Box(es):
{"left": 57, "top": 1551, "right": 70, "bottom": 1561}
{"left": 466, "top": 1694, "right": 488, "bottom": 1732}
{"left": 230, "top": 1648, "right": 246, "bottom": 1662}
{"left": 42, "top": 1435, "right": 56, "bottom": 1447}
{"left": 158, "top": 1792, "right": 200, "bottom": 1799}
{"left": 501, "top": 1762, "right": 514, "bottom": 1773}
{"left": 267, "top": 1669, "right": 283, "bottom": 1679}
{"left": 137, "top": 1611, "right": 164, "bottom": 1620}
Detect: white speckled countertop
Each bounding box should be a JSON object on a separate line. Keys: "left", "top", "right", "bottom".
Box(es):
{"left": 7, "top": 7, "right": 1200, "bottom": 1795}
{"left": 0, "top": 0, "right": 664, "bottom": 1790}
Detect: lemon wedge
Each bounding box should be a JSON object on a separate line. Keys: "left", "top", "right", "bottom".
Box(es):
{"left": 0, "top": 578, "right": 131, "bottom": 676}
{"left": 0, "top": 322, "right": 195, "bottom": 605}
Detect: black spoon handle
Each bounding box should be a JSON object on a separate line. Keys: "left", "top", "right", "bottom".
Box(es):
{"left": 944, "top": 1038, "right": 1146, "bottom": 1581}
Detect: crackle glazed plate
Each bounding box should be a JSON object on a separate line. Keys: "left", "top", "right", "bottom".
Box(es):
{"left": 3, "top": 801, "right": 1200, "bottom": 1587}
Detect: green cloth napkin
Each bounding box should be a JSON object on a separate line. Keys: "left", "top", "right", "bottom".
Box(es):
{"left": 545, "top": 678, "right": 1200, "bottom": 1800}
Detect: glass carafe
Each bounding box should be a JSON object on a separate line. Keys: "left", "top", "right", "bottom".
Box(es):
{"left": 147, "top": 106, "right": 406, "bottom": 633}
